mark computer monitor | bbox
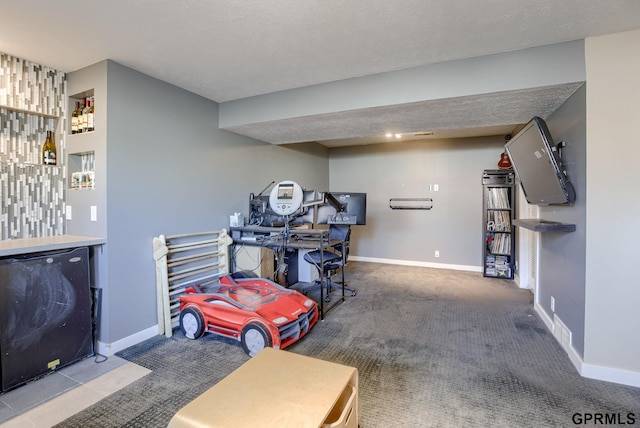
[317,192,367,225]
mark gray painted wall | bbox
[329,137,505,267]
[536,85,587,357]
[584,29,640,376]
[70,61,330,344]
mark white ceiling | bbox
[2,1,639,146]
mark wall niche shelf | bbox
[513,219,576,233]
[68,151,95,190]
[68,89,95,135]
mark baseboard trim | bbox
[581,363,640,388]
[348,255,481,272]
[513,273,531,289]
[96,325,159,356]
[534,302,640,388]
[534,300,555,333]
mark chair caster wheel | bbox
[325,296,331,303]
[351,290,357,297]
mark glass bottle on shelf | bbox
[71,101,80,134]
[86,96,94,132]
[42,131,57,165]
[80,97,88,133]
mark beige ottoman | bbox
[168,347,358,428]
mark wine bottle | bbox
[86,96,94,132]
[42,131,57,165]
[71,101,80,134]
[80,97,88,133]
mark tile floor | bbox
[0,355,151,427]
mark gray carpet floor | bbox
[56,262,639,427]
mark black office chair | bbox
[302,224,356,301]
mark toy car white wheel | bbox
[241,322,272,357]
[180,307,205,339]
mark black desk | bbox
[229,226,347,319]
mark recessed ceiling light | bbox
[395,133,402,139]
[385,133,393,138]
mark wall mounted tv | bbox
[505,116,575,205]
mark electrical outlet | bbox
[66,206,72,220]
[91,206,97,222]
[550,296,555,312]
[433,184,439,192]
[435,250,440,258]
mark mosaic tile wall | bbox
[0,54,66,116]
[0,162,66,238]
[0,53,67,240]
[0,109,60,164]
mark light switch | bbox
[66,206,72,220]
[91,206,97,222]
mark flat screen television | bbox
[505,116,575,205]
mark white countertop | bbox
[0,235,106,257]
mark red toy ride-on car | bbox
[179,275,318,356]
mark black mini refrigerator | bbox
[0,246,94,392]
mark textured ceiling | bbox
[226,83,585,146]
[1,1,639,146]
